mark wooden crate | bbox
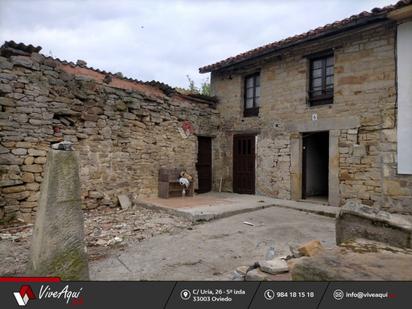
[158,168,194,198]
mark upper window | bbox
[244,73,260,117]
[309,54,334,106]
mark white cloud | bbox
[0,0,396,88]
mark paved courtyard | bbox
[90,206,336,280]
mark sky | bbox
[0,0,396,89]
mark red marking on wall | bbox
[58,64,166,100]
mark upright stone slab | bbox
[29,147,89,280]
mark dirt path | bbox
[90,207,336,280]
[0,207,192,276]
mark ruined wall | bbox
[211,22,412,214]
[0,45,219,222]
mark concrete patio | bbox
[90,206,336,280]
[136,192,339,222]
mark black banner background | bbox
[1,281,411,308]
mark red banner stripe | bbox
[0,277,61,282]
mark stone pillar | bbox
[290,132,302,200]
[29,146,89,280]
[328,130,340,207]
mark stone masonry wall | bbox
[211,22,412,214]
[0,44,219,223]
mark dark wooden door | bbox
[196,136,212,193]
[233,134,255,194]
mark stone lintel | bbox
[285,116,360,132]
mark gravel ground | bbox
[0,206,192,276]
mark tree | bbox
[200,78,211,96]
[186,75,197,93]
[185,75,211,96]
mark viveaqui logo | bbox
[13,285,36,306]
[38,284,83,304]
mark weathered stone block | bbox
[27,191,40,202]
[0,145,9,154]
[34,157,47,164]
[20,201,37,209]
[26,182,40,191]
[11,55,33,68]
[258,259,289,274]
[0,58,13,70]
[0,153,24,165]
[2,185,26,193]
[235,265,250,276]
[28,148,47,157]
[16,142,33,148]
[0,179,23,187]
[118,194,131,210]
[384,180,409,196]
[17,212,34,223]
[297,240,324,257]
[22,164,43,173]
[24,156,34,165]
[0,83,12,93]
[11,148,28,155]
[4,190,30,200]
[29,149,89,280]
[123,112,136,120]
[0,97,14,106]
[291,240,412,281]
[336,200,412,248]
[115,101,127,111]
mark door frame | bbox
[290,130,339,206]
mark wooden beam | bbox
[388,5,412,21]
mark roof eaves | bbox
[201,14,386,73]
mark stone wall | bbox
[0,43,219,223]
[211,21,412,214]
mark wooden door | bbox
[196,136,212,193]
[233,135,255,194]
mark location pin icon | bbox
[181,289,191,300]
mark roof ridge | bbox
[199,0,411,73]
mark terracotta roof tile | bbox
[199,0,411,73]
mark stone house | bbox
[200,1,412,213]
[1,1,412,223]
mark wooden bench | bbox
[158,168,194,198]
